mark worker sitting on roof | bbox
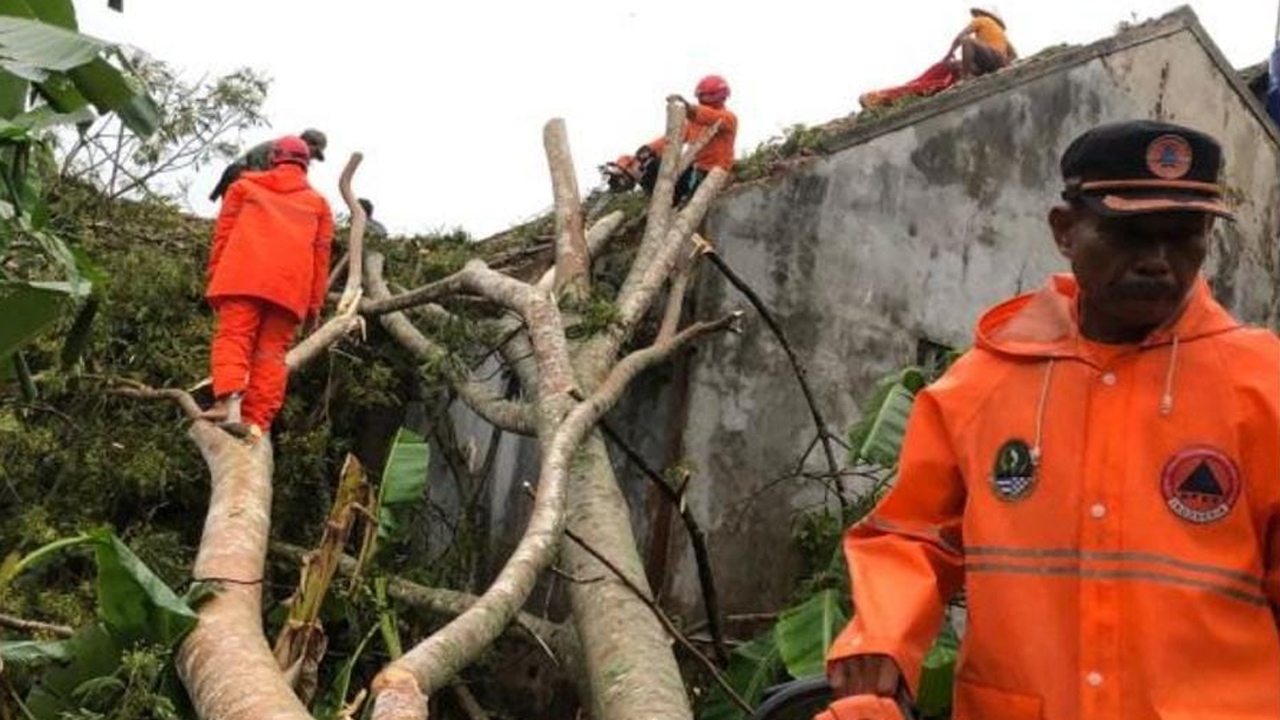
[945,7,1016,80]
[604,75,737,205]
[209,128,327,202]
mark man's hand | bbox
[827,654,902,698]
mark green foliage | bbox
[847,367,926,469]
[0,0,161,379]
[773,589,849,680]
[62,53,270,200]
[733,124,827,183]
[1,530,197,720]
[563,290,621,339]
[699,353,965,720]
[917,623,960,718]
[87,528,197,648]
[377,427,431,542]
[0,5,159,136]
[0,279,90,363]
[699,632,785,720]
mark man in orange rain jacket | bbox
[614,75,738,205]
[201,135,334,440]
[823,120,1279,720]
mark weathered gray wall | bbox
[662,21,1280,618]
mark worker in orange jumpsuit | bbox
[820,121,1280,720]
[610,75,738,205]
[201,135,334,440]
[945,7,1016,79]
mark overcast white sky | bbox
[77,1,1277,238]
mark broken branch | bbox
[544,118,590,300]
[336,153,367,318]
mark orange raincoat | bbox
[828,274,1280,720]
[207,163,334,322]
[205,163,333,429]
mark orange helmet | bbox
[270,136,311,169]
[695,75,730,104]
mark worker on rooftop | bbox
[606,75,738,205]
[946,7,1017,79]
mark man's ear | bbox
[1048,205,1077,260]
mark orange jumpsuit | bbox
[206,163,333,429]
[828,274,1280,720]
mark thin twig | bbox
[0,612,74,638]
[699,240,848,506]
[549,566,605,585]
[555,517,753,716]
[597,420,729,665]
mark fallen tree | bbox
[126,100,739,720]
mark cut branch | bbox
[604,315,741,399]
[360,274,470,317]
[535,210,626,293]
[677,120,722,175]
[614,169,728,338]
[335,153,367,318]
[544,118,589,300]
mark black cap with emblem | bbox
[1059,120,1234,220]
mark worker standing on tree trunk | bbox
[607,75,738,204]
[945,7,1016,79]
[208,128,327,202]
[200,136,334,441]
[820,121,1280,720]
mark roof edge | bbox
[817,6,1279,155]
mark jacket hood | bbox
[239,164,313,193]
[975,273,1240,360]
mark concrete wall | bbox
[662,18,1280,617]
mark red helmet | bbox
[270,135,311,168]
[695,75,730,104]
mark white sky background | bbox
[77,1,1277,238]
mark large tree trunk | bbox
[562,433,692,720]
[175,424,314,720]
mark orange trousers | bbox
[210,296,297,429]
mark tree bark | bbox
[562,434,693,720]
[544,118,589,301]
[175,424,315,720]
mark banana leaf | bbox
[773,588,849,680]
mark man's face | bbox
[1050,205,1212,333]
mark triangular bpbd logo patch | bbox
[1162,447,1240,524]
[1177,461,1224,497]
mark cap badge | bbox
[1146,134,1193,179]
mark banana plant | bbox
[0,0,157,387]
